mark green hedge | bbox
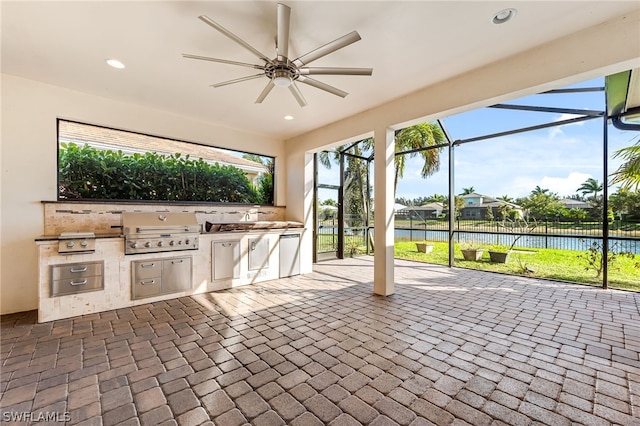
[58,143,263,203]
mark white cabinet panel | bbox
[213,240,241,280]
[248,238,269,271]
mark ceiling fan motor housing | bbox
[266,61,299,86]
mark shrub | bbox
[59,143,259,203]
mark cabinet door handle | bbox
[171,259,184,264]
[140,263,155,268]
[222,243,232,247]
[70,279,88,286]
[140,279,156,285]
[70,267,88,273]
[250,242,255,251]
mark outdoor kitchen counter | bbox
[36,227,304,323]
[35,233,122,241]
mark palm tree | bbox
[497,195,513,202]
[321,123,445,199]
[461,187,475,195]
[611,139,640,191]
[427,194,447,203]
[394,123,446,194]
[577,178,603,201]
[317,142,372,229]
[531,186,549,195]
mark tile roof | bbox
[58,120,266,172]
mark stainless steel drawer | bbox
[51,275,104,297]
[51,262,103,281]
[134,260,161,279]
[133,277,162,299]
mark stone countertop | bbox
[204,220,304,233]
[35,234,122,242]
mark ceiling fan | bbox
[182,3,373,107]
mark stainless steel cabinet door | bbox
[162,257,192,293]
[213,241,240,280]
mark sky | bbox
[317,76,639,203]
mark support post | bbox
[602,102,609,289]
[338,152,345,259]
[448,142,456,267]
[374,127,395,296]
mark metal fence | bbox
[318,218,640,254]
[395,228,640,254]
[395,217,640,237]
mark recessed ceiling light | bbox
[284,115,294,120]
[106,59,125,69]
[492,8,517,25]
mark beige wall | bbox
[0,75,285,315]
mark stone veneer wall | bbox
[43,201,286,235]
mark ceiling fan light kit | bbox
[183,3,372,107]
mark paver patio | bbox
[1,257,639,425]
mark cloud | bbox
[549,113,588,139]
[553,113,587,124]
[538,172,593,196]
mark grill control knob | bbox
[66,241,75,248]
[131,242,139,249]
[80,240,89,247]
[158,241,164,247]
[169,241,175,246]
[178,240,182,245]
[144,242,152,248]
[185,239,190,246]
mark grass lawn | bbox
[394,241,640,292]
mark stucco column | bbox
[373,127,395,296]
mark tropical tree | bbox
[531,186,549,195]
[610,138,640,191]
[394,123,446,194]
[318,142,372,229]
[609,188,640,220]
[443,196,465,218]
[577,178,603,202]
[242,153,274,204]
[521,190,564,219]
[426,194,447,203]
[567,208,588,223]
[461,187,475,195]
[497,195,513,202]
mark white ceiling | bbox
[2,1,638,140]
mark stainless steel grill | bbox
[122,212,200,255]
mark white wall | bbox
[0,74,285,315]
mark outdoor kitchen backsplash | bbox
[43,202,285,236]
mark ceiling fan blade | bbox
[276,3,291,60]
[289,83,308,107]
[211,74,264,88]
[293,31,361,67]
[182,54,265,70]
[297,76,348,98]
[198,15,273,64]
[255,81,275,103]
[299,67,373,76]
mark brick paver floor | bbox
[1,257,639,425]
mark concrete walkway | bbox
[1,257,639,425]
